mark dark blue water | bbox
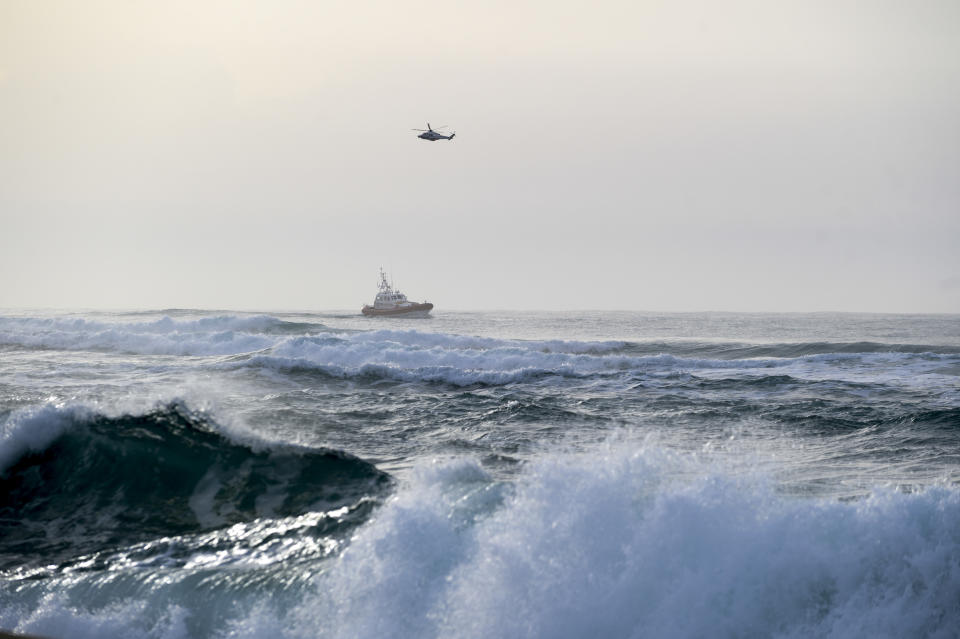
[1,310,958,638]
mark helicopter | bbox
[412,123,456,141]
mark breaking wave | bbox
[267,449,960,639]
[13,448,954,639]
[0,315,327,356]
[2,314,957,385]
[231,334,958,388]
[0,401,391,569]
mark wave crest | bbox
[297,449,960,639]
[0,401,391,569]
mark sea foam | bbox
[267,447,960,639]
[4,439,959,639]
[0,401,93,473]
[3,315,954,389]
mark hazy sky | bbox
[2,0,958,312]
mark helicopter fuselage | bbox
[418,130,455,141]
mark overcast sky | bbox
[1,1,958,312]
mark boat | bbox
[361,269,434,317]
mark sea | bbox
[1,309,958,639]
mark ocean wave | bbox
[0,593,191,639]
[352,329,629,355]
[625,340,960,359]
[3,446,959,638]
[0,314,320,335]
[0,315,326,356]
[281,449,960,639]
[227,334,957,388]
[3,314,957,388]
[0,401,391,569]
[3,311,956,357]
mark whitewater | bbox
[1,310,958,639]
